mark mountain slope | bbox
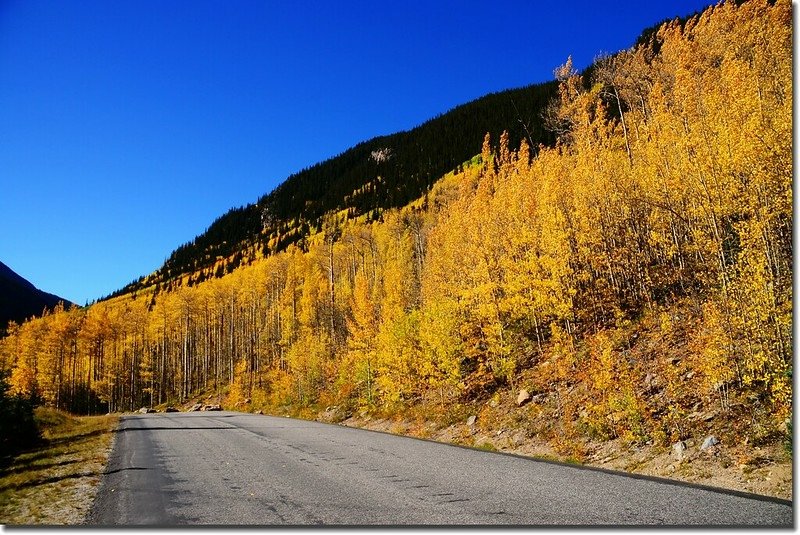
[0,261,72,332]
[108,6,714,302]
[114,81,559,298]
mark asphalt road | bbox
[86,411,792,526]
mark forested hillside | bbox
[113,82,558,298]
[1,0,791,455]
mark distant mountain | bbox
[0,261,72,332]
[113,80,561,298]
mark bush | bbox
[0,371,41,463]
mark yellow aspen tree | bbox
[9,318,45,398]
[417,298,462,405]
[345,271,378,406]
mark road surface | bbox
[86,411,792,526]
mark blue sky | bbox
[0,0,713,305]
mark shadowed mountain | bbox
[0,260,72,333]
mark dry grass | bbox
[0,408,118,525]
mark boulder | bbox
[254,410,264,415]
[516,389,532,407]
[139,407,156,414]
[319,406,345,423]
[700,436,719,450]
[779,418,789,433]
[188,403,203,412]
[466,415,477,426]
[672,440,688,460]
[164,406,179,413]
[206,404,222,411]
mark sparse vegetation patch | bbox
[0,408,118,525]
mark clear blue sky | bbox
[0,0,713,305]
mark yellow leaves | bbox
[724,216,792,414]
[347,273,377,350]
[579,330,650,444]
[374,310,419,407]
[480,133,494,179]
[658,312,673,336]
[417,299,462,400]
[226,359,249,407]
[690,302,735,393]
[546,323,576,382]
[9,359,38,398]
[286,329,329,402]
[345,272,378,406]
[554,55,577,83]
